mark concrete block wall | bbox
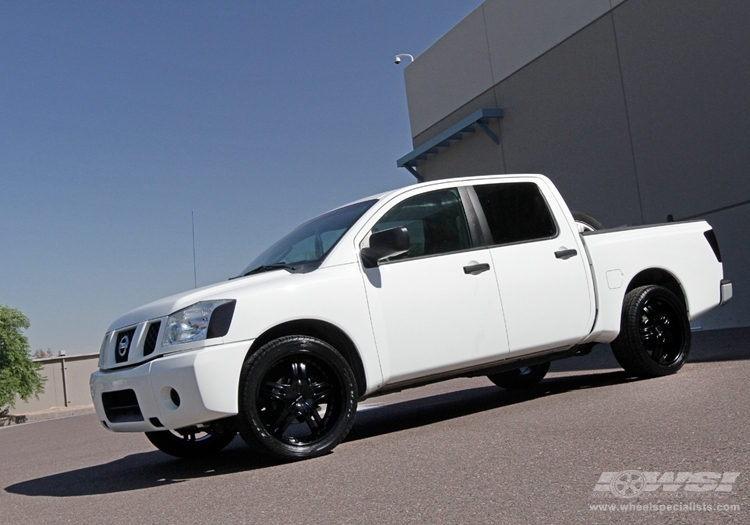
[11,354,99,413]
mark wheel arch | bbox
[246,319,368,398]
[625,268,687,311]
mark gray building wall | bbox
[402,0,750,329]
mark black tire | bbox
[145,427,236,458]
[572,211,604,233]
[488,361,550,389]
[237,336,357,461]
[611,285,691,378]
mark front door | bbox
[360,187,509,384]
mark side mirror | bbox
[361,226,410,268]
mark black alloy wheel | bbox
[238,336,357,461]
[611,285,691,377]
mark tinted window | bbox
[372,188,471,262]
[474,182,556,245]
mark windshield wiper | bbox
[241,263,295,277]
[230,260,321,280]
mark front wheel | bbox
[611,285,691,377]
[488,362,550,389]
[145,427,236,458]
[238,336,357,461]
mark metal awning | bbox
[397,108,504,181]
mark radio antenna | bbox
[192,211,197,288]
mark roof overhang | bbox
[397,108,504,181]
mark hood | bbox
[106,271,288,332]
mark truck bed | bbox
[580,220,725,343]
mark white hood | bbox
[106,271,288,332]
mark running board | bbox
[363,345,583,400]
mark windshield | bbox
[239,199,377,277]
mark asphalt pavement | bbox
[2,328,748,524]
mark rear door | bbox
[469,179,594,355]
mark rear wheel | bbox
[238,336,357,461]
[145,427,236,458]
[611,285,691,377]
[488,362,550,389]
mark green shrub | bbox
[0,305,45,410]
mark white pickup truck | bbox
[90,174,732,460]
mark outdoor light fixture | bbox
[394,53,414,65]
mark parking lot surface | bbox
[2,328,749,524]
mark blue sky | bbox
[0,1,482,355]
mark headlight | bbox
[163,300,236,347]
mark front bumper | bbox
[90,340,250,433]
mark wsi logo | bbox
[594,471,740,498]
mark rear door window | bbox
[473,182,557,245]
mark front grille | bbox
[143,322,161,356]
[101,389,143,423]
[114,328,136,363]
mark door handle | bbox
[555,248,578,260]
[463,263,491,274]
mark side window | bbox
[474,182,557,245]
[372,188,471,262]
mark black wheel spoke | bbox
[640,304,656,344]
[296,361,310,387]
[261,381,297,402]
[272,403,300,434]
[311,381,332,403]
[640,326,654,344]
[299,402,323,436]
[651,340,665,363]
[290,361,301,384]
